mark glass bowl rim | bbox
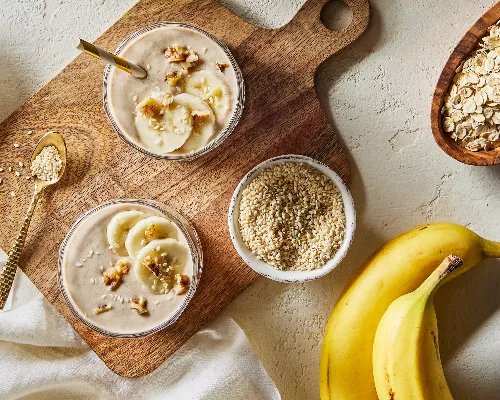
[102,21,245,161]
[58,198,203,338]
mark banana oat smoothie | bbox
[59,201,196,336]
[106,24,241,156]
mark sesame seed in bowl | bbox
[228,155,356,283]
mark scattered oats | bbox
[8,167,12,172]
[160,253,168,257]
[26,130,33,135]
[153,301,160,305]
[155,245,161,251]
[133,95,138,102]
[18,162,23,168]
[30,145,62,181]
[13,143,19,148]
[102,294,107,299]
[76,262,83,267]
[10,191,15,198]
[90,278,96,284]
[202,47,207,54]
[99,265,105,272]
[238,163,346,271]
[120,297,125,304]
[14,171,20,177]
[25,176,31,180]
[0,168,4,172]
[146,64,151,70]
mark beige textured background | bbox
[1,0,500,399]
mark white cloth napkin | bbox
[0,250,280,400]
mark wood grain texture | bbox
[0,0,369,376]
[431,1,500,166]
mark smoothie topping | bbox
[102,259,130,291]
[173,274,190,295]
[131,297,148,314]
[216,62,229,73]
[94,304,113,315]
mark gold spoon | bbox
[0,131,66,309]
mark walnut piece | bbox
[102,259,130,291]
[165,45,199,70]
[94,304,113,315]
[192,110,211,123]
[144,223,160,241]
[216,62,229,73]
[139,98,162,118]
[142,255,163,278]
[173,274,190,295]
[165,45,189,62]
[131,297,148,314]
[165,71,184,86]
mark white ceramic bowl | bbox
[228,155,356,283]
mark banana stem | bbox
[483,239,500,258]
[417,255,464,298]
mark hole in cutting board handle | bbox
[320,0,353,31]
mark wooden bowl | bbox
[431,2,500,166]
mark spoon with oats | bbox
[0,131,66,309]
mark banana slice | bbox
[172,93,216,153]
[134,239,190,294]
[135,94,193,153]
[184,70,231,123]
[107,211,147,256]
[125,216,179,259]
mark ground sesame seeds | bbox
[238,163,346,271]
[30,145,62,181]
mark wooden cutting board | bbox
[0,0,369,376]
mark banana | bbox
[134,238,189,294]
[183,70,231,122]
[173,93,216,153]
[135,94,193,153]
[373,255,463,400]
[106,210,147,256]
[125,216,179,259]
[320,222,500,400]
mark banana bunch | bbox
[106,211,189,293]
[320,222,500,400]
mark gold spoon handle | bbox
[0,193,39,310]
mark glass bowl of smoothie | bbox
[103,22,245,160]
[58,199,203,338]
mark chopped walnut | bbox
[165,45,199,70]
[102,259,130,291]
[165,71,184,86]
[131,297,148,314]
[94,304,113,315]
[165,45,189,62]
[173,274,190,295]
[160,93,174,108]
[192,109,211,123]
[144,224,160,241]
[216,62,229,73]
[139,98,162,118]
[142,255,163,278]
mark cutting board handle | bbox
[286,0,370,66]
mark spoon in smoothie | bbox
[0,131,66,309]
